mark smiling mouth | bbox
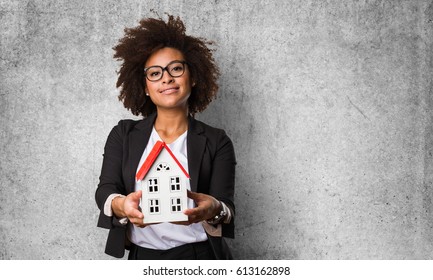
[160,87,179,94]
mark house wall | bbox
[140,149,189,223]
[1,0,432,259]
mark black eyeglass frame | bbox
[144,60,188,82]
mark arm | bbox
[95,120,155,229]
[206,129,236,216]
[111,191,148,227]
[95,121,146,229]
[183,191,224,223]
[184,129,236,234]
[95,123,126,229]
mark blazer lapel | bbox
[127,114,205,193]
[126,113,156,193]
[187,117,206,193]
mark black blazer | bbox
[95,113,236,258]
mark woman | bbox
[95,15,236,260]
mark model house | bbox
[135,140,190,224]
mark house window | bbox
[147,178,159,193]
[149,199,160,214]
[170,176,181,191]
[171,198,182,212]
[156,162,170,171]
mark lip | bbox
[159,86,180,95]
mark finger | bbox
[137,221,160,227]
[183,206,203,216]
[187,190,200,200]
[183,208,193,215]
[186,210,205,223]
[171,221,190,226]
[129,217,143,225]
[189,214,205,224]
[188,215,198,224]
[130,190,142,203]
[126,208,144,219]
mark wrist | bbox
[214,200,222,216]
[112,196,126,218]
[207,200,226,225]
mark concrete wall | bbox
[1,0,432,259]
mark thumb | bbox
[132,190,142,201]
[187,190,199,200]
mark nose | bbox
[161,69,174,83]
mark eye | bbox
[147,68,162,77]
[170,64,184,73]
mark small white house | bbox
[135,140,189,224]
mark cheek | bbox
[185,82,192,93]
[183,77,193,92]
[145,82,156,94]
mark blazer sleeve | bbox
[207,129,236,238]
[95,121,128,229]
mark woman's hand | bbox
[183,191,222,224]
[112,190,148,228]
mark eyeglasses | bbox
[144,60,187,82]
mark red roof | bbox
[135,140,190,181]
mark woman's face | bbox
[144,47,193,113]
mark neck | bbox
[154,108,189,143]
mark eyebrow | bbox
[144,60,185,69]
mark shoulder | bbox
[105,117,151,146]
[190,118,229,141]
[111,114,154,136]
[114,119,141,133]
[106,119,138,139]
[190,118,235,156]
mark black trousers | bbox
[128,241,216,260]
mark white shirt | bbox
[127,127,208,250]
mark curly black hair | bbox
[113,15,220,117]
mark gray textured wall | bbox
[1,0,432,259]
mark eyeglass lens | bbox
[145,61,185,81]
